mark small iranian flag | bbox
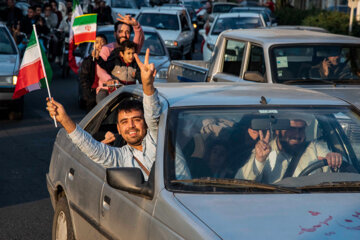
[73,14,97,45]
[12,29,52,99]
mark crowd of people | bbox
[0,0,116,63]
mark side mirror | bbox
[244,71,266,83]
[106,167,154,198]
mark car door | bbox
[62,107,110,239]
[179,12,193,54]
[99,177,155,239]
[241,43,267,83]
[212,39,247,82]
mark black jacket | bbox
[97,48,141,85]
[79,55,96,98]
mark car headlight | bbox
[165,40,178,47]
[12,75,18,85]
[155,68,168,80]
[207,43,214,51]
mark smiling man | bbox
[46,50,159,180]
[235,118,342,183]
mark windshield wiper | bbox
[171,178,300,193]
[298,181,360,191]
[281,78,334,85]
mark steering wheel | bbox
[298,159,328,177]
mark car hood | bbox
[137,55,169,70]
[174,193,360,239]
[301,85,360,109]
[0,55,18,76]
[156,30,180,41]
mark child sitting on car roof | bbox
[96,40,141,92]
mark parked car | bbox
[229,6,277,26]
[202,12,266,61]
[0,23,22,120]
[168,29,360,109]
[137,6,195,59]
[47,82,360,240]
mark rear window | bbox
[138,13,179,31]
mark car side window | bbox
[222,39,245,76]
[84,93,140,146]
[246,45,265,75]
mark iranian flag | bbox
[73,14,97,45]
[12,29,53,99]
[68,0,83,74]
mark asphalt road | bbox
[0,64,86,239]
[0,37,203,239]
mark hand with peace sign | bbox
[134,48,157,96]
[254,130,271,163]
[116,14,138,26]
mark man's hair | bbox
[119,40,137,53]
[117,98,144,116]
[114,21,133,34]
[96,33,108,44]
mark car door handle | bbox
[103,195,111,211]
[68,168,75,181]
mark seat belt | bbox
[283,141,310,178]
[133,156,150,177]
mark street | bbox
[0,65,86,239]
[0,38,203,239]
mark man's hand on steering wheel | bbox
[318,152,342,169]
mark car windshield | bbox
[271,45,360,84]
[138,13,179,30]
[165,106,360,193]
[0,28,17,54]
[110,0,147,8]
[213,4,236,13]
[211,17,262,35]
[139,32,166,56]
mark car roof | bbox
[139,6,185,14]
[221,29,360,46]
[231,6,268,11]
[216,12,262,18]
[126,83,348,108]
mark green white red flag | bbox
[73,14,97,45]
[68,0,83,74]
[12,29,53,99]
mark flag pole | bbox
[32,24,58,127]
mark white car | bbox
[137,6,195,59]
[202,12,266,61]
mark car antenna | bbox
[260,96,267,105]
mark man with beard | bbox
[46,49,159,181]
[235,118,342,183]
[96,14,144,103]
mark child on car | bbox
[96,40,141,91]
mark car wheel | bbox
[52,196,75,240]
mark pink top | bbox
[96,22,144,93]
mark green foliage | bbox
[275,7,321,25]
[302,11,350,35]
[276,7,360,37]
